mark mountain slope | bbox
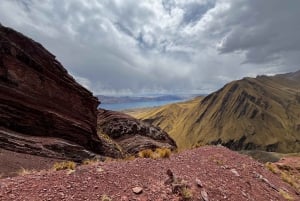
[135,71,300,153]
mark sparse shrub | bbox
[281,172,299,190]
[155,148,171,158]
[181,187,193,200]
[266,162,299,192]
[101,194,112,201]
[138,149,154,158]
[165,169,193,200]
[138,148,172,159]
[17,168,35,176]
[53,161,76,171]
[265,162,279,174]
[279,189,294,201]
[281,172,293,184]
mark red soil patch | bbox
[0,149,63,178]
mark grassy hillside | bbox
[133,97,202,149]
[133,71,300,153]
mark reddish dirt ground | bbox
[0,149,63,178]
[0,146,299,201]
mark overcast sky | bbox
[0,0,299,95]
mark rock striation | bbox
[97,109,177,154]
[0,24,103,159]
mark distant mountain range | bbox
[97,94,201,104]
[134,70,300,153]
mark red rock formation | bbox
[0,25,177,176]
[97,109,177,154]
[0,24,102,156]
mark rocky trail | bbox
[0,146,299,201]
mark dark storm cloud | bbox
[0,0,299,95]
[217,0,300,65]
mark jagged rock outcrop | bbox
[0,24,177,168]
[135,71,300,153]
[0,24,104,160]
[97,109,177,154]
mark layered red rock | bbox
[0,24,103,156]
[97,109,177,154]
[0,24,177,177]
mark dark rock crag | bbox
[0,24,103,160]
[97,109,177,154]
[0,24,177,167]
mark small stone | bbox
[132,187,143,194]
[230,169,240,177]
[201,190,209,201]
[196,178,203,188]
[97,167,104,172]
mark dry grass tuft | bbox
[101,194,112,201]
[279,189,294,200]
[281,172,300,191]
[82,158,99,165]
[138,149,154,158]
[265,162,280,174]
[181,187,193,200]
[53,161,76,171]
[266,162,300,192]
[17,168,35,176]
[155,148,172,158]
[138,148,172,159]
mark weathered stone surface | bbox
[0,24,102,157]
[97,109,177,154]
[132,187,143,194]
[0,128,99,162]
[0,24,176,176]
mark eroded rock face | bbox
[97,109,177,154]
[0,24,176,170]
[0,24,103,157]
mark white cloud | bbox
[0,0,299,95]
[72,75,92,90]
